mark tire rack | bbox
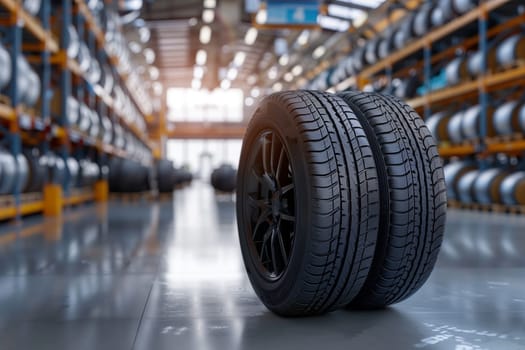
[302,0,525,211]
[0,0,155,221]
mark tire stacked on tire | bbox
[236,90,447,316]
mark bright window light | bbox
[233,52,246,66]
[291,65,303,76]
[284,72,293,82]
[279,54,289,66]
[203,0,216,8]
[251,87,260,98]
[244,27,258,45]
[318,15,350,32]
[312,45,326,59]
[202,9,215,23]
[196,49,207,65]
[199,25,212,44]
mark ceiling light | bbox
[199,25,212,44]
[194,66,204,79]
[196,50,207,65]
[272,82,283,92]
[143,48,155,64]
[353,13,368,28]
[191,79,201,89]
[251,87,260,98]
[128,41,142,53]
[337,0,384,8]
[227,67,238,80]
[327,4,367,20]
[296,30,310,46]
[318,15,350,32]
[245,97,254,107]
[268,66,278,80]
[284,72,293,82]
[188,17,198,26]
[255,9,267,24]
[203,0,216,8]
[202,9,214,23]
[244,27,258,45]
[152,82,163,96]
[221,79,231,89]
[279,54,289,66]
[312,46,326,59]
[233,52,246,66]
[291,65,303,76]
[247,74,257,85]
[149,66,160,80]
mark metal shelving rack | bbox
[0,0,156,221]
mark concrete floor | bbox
[0,183,524,350]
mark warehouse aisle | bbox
[0,184,524,350]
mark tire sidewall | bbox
[237,98,313,311]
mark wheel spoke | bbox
[270,133,276,175]
[248,193,270,210]
[280,213,295,222]
[276,227,289,265]
[270,228,279,274]
[252,208,272,240]
[281,183,294,195]
[261,136,270,174]
[275,148,285,180]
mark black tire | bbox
[337,91,447,308]
[236,90,380,316]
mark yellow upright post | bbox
[43,184,63,216]
[94,180,109,202]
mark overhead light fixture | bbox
[128,41,142,54]
[296,30,310,46]
[318,15,350,32]
[337,0,384,8]
[227,67,238,80]
[267,66,278,80]
[327,4,367,20]
[191,78,201,89]
[312,46,326,59]
[245,97,254,107]
[202,9,214,23]
[194,66,204,79]
[353,13,368,28]
[247,74,257,85]
[272,82,283,92]
[149,66,160,80]
[284,72,294,82]
[251,87,260,98]
[255,8,267,24]
[279,54,289,66]
[291,65,303,76]
[196,49,207,65]
[220,79,231,89]
[244,27,258,45]
[199,25,212,44]
[188,17,198,26]
[203,0,216,8]
[143,48,156,64]
[233,52,246,66]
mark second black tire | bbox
[337,91,447,308]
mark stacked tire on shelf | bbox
[236,90,446,316]
[444,161,525,207]
[211,164,237,193]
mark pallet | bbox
[447,200,525,214]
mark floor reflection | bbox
[0,183,524,350]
